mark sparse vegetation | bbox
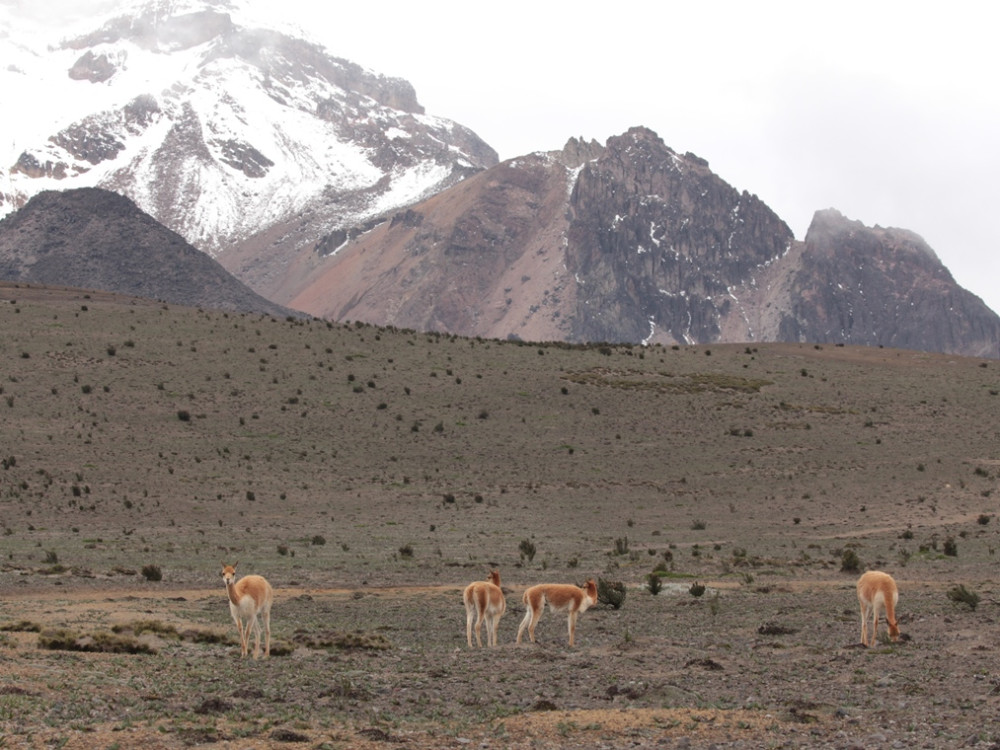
[0,286,997,747]
[840,549,861,573]
[947,584,980,610]
[519,538,537,563]
[646,570,662,595]
[597,578,627,609]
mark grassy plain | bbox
[1,282,999,748]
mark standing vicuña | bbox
[221,562,273,659]
[463,569,506,647]
[857,570,900,646]
[516,578,598,647]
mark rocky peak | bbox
[805,208,941,265]
[564,127,793,343]
[285,125,998,357]
[554,136,604,169]
[767,209,999,356]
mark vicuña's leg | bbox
[567,611,578,647]
[527,605,542,643]
[250,616,262,659]
[466,603,476,647]
[474,609,486,648]
[517,606,534,644]
[487,614,498,647]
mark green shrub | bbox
[519,538,536,563]
[947,584,980,610]
[39,628,156,654]
[140,564,162,582]
[840,549,861,573]
[647,571,662,596]
[597,578,626,609]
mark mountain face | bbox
[288,127,1000,357]
[289,128,794,343]
[0,0,497,290]
[0,187,296,316]
[2,6,996,357]
[764,209,1000,357]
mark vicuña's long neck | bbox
[226,580,242,607]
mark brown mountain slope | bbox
[288,149,583,340]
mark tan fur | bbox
[463,569,506,647]
[222,562,274,659]
[516,578,598,647]
[857,570,900,646]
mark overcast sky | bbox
[9,0,999,315]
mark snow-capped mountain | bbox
[0,0,497,272]
[3,2,997,357]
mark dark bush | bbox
[840,549,861,573]
[519,538,536,563]
[597,578,627,609]
[647,571,662,596]
[947,584,980,610]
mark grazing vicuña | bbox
[857,570,900,646]
[463,569,506,647]
[516,578,598,647]
[221,562,273,659]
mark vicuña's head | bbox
[487,569,501,586]
[888,619,900,642]
[585,578,597,598]
[222,562,239,584]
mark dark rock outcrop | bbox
[0,188,298,317]
[565,127,793,343]
[773,209,1000,357]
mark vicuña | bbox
[221,562,274,659]
[856,570,900,646]
[517,578,598,647]
[463,569,506,647]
